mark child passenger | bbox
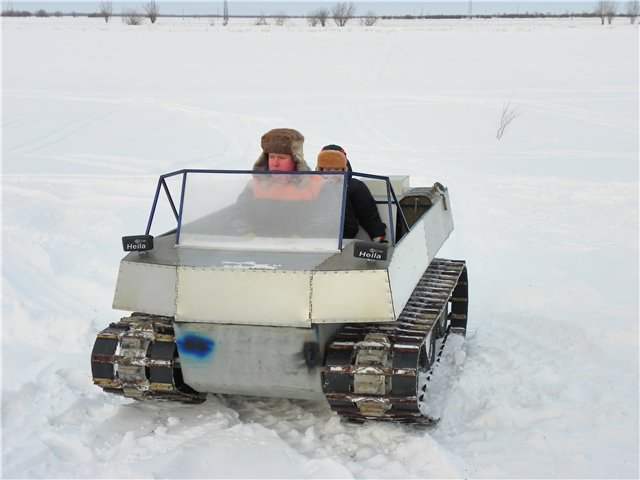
[316,145,387,242]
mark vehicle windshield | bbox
[177,172,347,252]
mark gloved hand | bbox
[372,235,387,244]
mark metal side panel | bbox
[176,268,312,327]
[112,261,177,316]
[311,270,394,323]
[174,322,335,400]
[387,217,430,317]
[388,192,454,316]
[423,191,455,257]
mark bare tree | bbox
[122,9,143,25]
[595,0,606,23]
[332,2,355,27]
[606,1,617,22]
[496,102,520,140]
[274,12,287,26]
[143,0,159,23]
[222,0,228,26]
[595,0,617,24]
[255,13,268,25]
[34,8,48,17]
[360,11,378,26]
[317,8,329,26]
[307,8,329,26]
[98,0,112,22]
[627,0,639,22]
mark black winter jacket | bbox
[343,176,386,239]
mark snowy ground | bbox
[2,16,638,478]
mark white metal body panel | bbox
[423,191,455,256]
[387,219,430,317]
[174,322,339,400]
[112,261,176,316]
[176,268,312,327]
[311,270,394,323]
[388,191,454,316]
[111,183,454,327]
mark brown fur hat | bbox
[253,128,310,171]
[316,150,347,171]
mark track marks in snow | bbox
[224,396,464,478]
[5,384,356,479]
[1,177,156,353]
[6,111,116,157]
[18,152,159,174]
[435,314,637,477]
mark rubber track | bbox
[91,313,205,403]
[321,258,468,424]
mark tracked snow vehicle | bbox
[91,170,468,424]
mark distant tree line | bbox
[307,2,360,27]
[2,0,638,25]
[96,0,159,25]
[592,0,639,24]
[1,0,160,24]
[1,7,61,16]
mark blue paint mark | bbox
[177,334,215,359]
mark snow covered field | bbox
[2,15,638,478]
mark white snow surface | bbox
[2,16,638,478]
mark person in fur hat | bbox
[225,128,327,237]
[253,128,311,172]
[193,128,322,238]
[317,145,387,242]
[247,128,323,200]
